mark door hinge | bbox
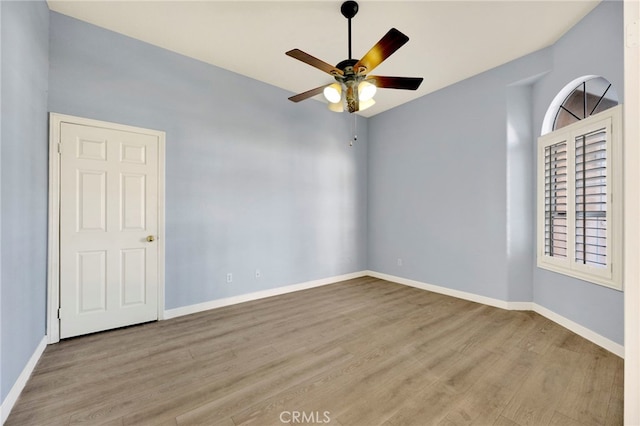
[57,143,62,154]
[57,308,62,319]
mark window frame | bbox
[537,104,623,290]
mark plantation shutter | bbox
[544,141,568,258]
[537,104,620,289]
[575,129,608,267]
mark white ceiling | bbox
[47,0,601,117]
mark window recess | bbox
[537,105,622,290]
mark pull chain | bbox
[350,113,357,146]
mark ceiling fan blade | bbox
[366,76,423,90]
[288,85,329,103]
[286,49,344,76]
[354,28,409,74]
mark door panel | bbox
[77,250,107,313]
[78,170,107,231]
[121,248,147,306]
[121,173,146,231]
[59,122,159,339]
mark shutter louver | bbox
[575,129,607,267]
[544,142,568,258]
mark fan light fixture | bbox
[358,81,376,101]
[285,1,423,114]
[323,83,342,103]
[323,80,377,112]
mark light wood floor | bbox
[7,277,623,426]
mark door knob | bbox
[146,235,155,242]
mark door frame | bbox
[624,1,640,422]
[47,113,166,344]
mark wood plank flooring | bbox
[6,277,623,425]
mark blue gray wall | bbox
[531,0,624,344]
[48,12,369,310]
[367,49,550,302]
[0,0,49,402]
[367,0,623,344]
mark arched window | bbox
[541,76,619,135]
[537,76,622,290]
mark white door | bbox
[59,122,160,338]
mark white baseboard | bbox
[367,271,623,358]
[532,303,624,358]
[164,271,368,320]
[366,270,532,311]
[1,336,47,424]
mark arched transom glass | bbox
[553,77,618,131]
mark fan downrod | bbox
[341,1,358,19]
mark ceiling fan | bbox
[286,1,423,113]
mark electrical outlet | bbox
[255,269,261,278]
[226,273,233,283]
[397,258,403,267]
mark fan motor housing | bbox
[336,59,358,74]
[335,59,365,87]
